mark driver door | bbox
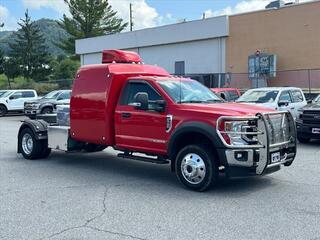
[7,91,23,110]
[115,81,168,155]
[278,90,294,115]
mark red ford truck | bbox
[17,50,297,191]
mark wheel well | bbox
[0,103,7,110]
[41,106,53,112]
[170,131,220,171]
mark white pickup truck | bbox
[0,89,38,116]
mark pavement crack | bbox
[39,226,84,240]
[85,185,108,225]
[86,226,148,240]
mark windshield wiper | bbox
[205,99,223,103]
[178,100,207,103]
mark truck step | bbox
[117,153,170,164]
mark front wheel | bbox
[175,145,218,192]
[0,105,7,117]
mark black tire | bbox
[297,136,310,143]
[83,143,106,152]
[175,144,218,192]
[19,128,44,160]
[41,107,53,114]
[0,105,7,117]
[38,140,51,158]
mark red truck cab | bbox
[17,50,297,191]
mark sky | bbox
[0,0,313,31]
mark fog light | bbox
[234,151,248,161]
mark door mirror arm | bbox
[278,100,289,107]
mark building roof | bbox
[75,15,228,55]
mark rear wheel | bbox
[83,143,106,152]
[297,136,310,143]
[0,105,7,117]
[175,144,218,192]
[19,128,50,159]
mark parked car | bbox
[236,87,307,119]
[24,90,71,119]
[210,88,241,101]
[0,89,38,117]
[17,50,297,192]
[296,94,320,143]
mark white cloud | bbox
[109,0,160,30]
[21,0,169,31]
[204,0,314,18]
[0,5,18,30]
[22,0,69,15]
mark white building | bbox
[75,16,228,76]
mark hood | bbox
[178,102,275,116]
[301,102,320,111]
[25,98,55,105]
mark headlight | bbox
[31,104,40,109]
[223,120,258,146]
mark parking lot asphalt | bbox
[0,115,320,240]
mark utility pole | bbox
[130,3,133,31]
[202,12,206,19]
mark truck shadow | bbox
[48,150,275,195]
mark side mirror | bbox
[278,100,289,107]
[130,92,149,110]
[9,96,14,100]
[307,99,312,104]
[151,99,166,112]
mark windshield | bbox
[314,95,320,103]
[0,91,7,97]
[43,91,61,99]
[157,79,222,103]
[237,90,279,103]
[1,91,13,98]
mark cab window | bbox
[58,92,71,100]
[279,91,292,102]
[291,90,304,103]
[22,91,35,98]
[120,81,162,105]
[10,91,23,99]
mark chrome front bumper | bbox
[217,111,297,175]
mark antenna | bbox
[129,3,133,31]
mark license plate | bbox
[312,128,320,134]
[271,152,281,164]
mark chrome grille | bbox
[265,113,291,146]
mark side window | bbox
[228,90,239,101]
[22,91,35,98]
[291,90,304,103]
[219,92,227,101]
[120,82,162,105]
[279,91,292,103]
[10,91,23,99]
[58,92,71,100]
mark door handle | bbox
[290,107,295,110]
[121,112,131,118]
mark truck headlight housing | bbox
[31,103,40,109]
[297,109,303,121]
[222,120,259,146]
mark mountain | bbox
[0,18,69,56]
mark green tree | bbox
[0,49,4,75]
[59,0,128,55]
[52,58,80,87]
[3,58,20,88]
[9,10,51,82]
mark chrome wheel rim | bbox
[22,133,33,155]
[181,153,206,184]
